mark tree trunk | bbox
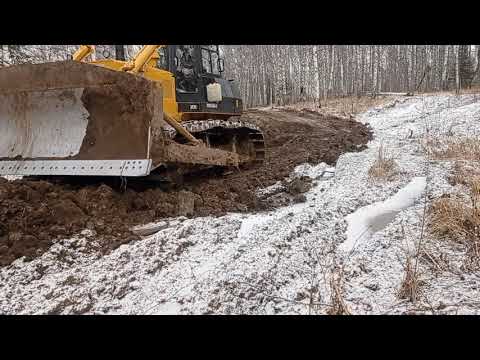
[442,45,450,90]
[455,45,460,94]
[313,46,320,105]
[339,47,345,96]
[328,45,335,97]
[473,45,480,86]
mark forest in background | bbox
[1,45,479,108]
[222,45,480,108]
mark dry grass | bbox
[397,206,426,303]
[279,95,392,117]
[449,161,480,186]
[259,89,480,117]
[420,86,480,97]
[368,144,398,181]
[318,95,391,116]
[424,137,480,160]
[429,176,480,269]
[397,256,423,302]
[326,268,351,315]
[429,196,477,239]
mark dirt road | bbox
[0,108,372,267]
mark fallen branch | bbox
[369,92,414,97]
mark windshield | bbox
[201,45,220,75]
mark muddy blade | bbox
[0,61,163,177]
[0,87,89,159]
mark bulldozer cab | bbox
[87,44,242,118]
[155,45,243,119]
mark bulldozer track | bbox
[164,118,265,165]
[164,118,262,137]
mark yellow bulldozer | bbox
[0,45,265,180]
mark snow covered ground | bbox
[2,93,480,315]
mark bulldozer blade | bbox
[0,61,163,177]
[0,87,90,159]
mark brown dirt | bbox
[0,108,372,266]
[76,81,153,160]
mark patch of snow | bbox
[293,162,335,181]
[2,175,22,181]
[154,301,183,315]
[340,177,426,253]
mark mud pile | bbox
[0,108,372,266]
[0,179,180,266]
[230,108,372,187]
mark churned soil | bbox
[0,108,372,266]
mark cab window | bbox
[202,48,212,73]
[201,45,220,75]
[157,47,168,70]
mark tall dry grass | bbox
[429,172,480,269]
[368,144,398,181]
[423,137,480,161]
[397,255,424,302]
[326,267,351,315]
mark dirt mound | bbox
[0,178,176,266]
[0,108,372,266]
[218,108,372,187]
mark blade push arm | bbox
[72,45,95,61]
[121,45,165,73]
[72,45,164,73]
